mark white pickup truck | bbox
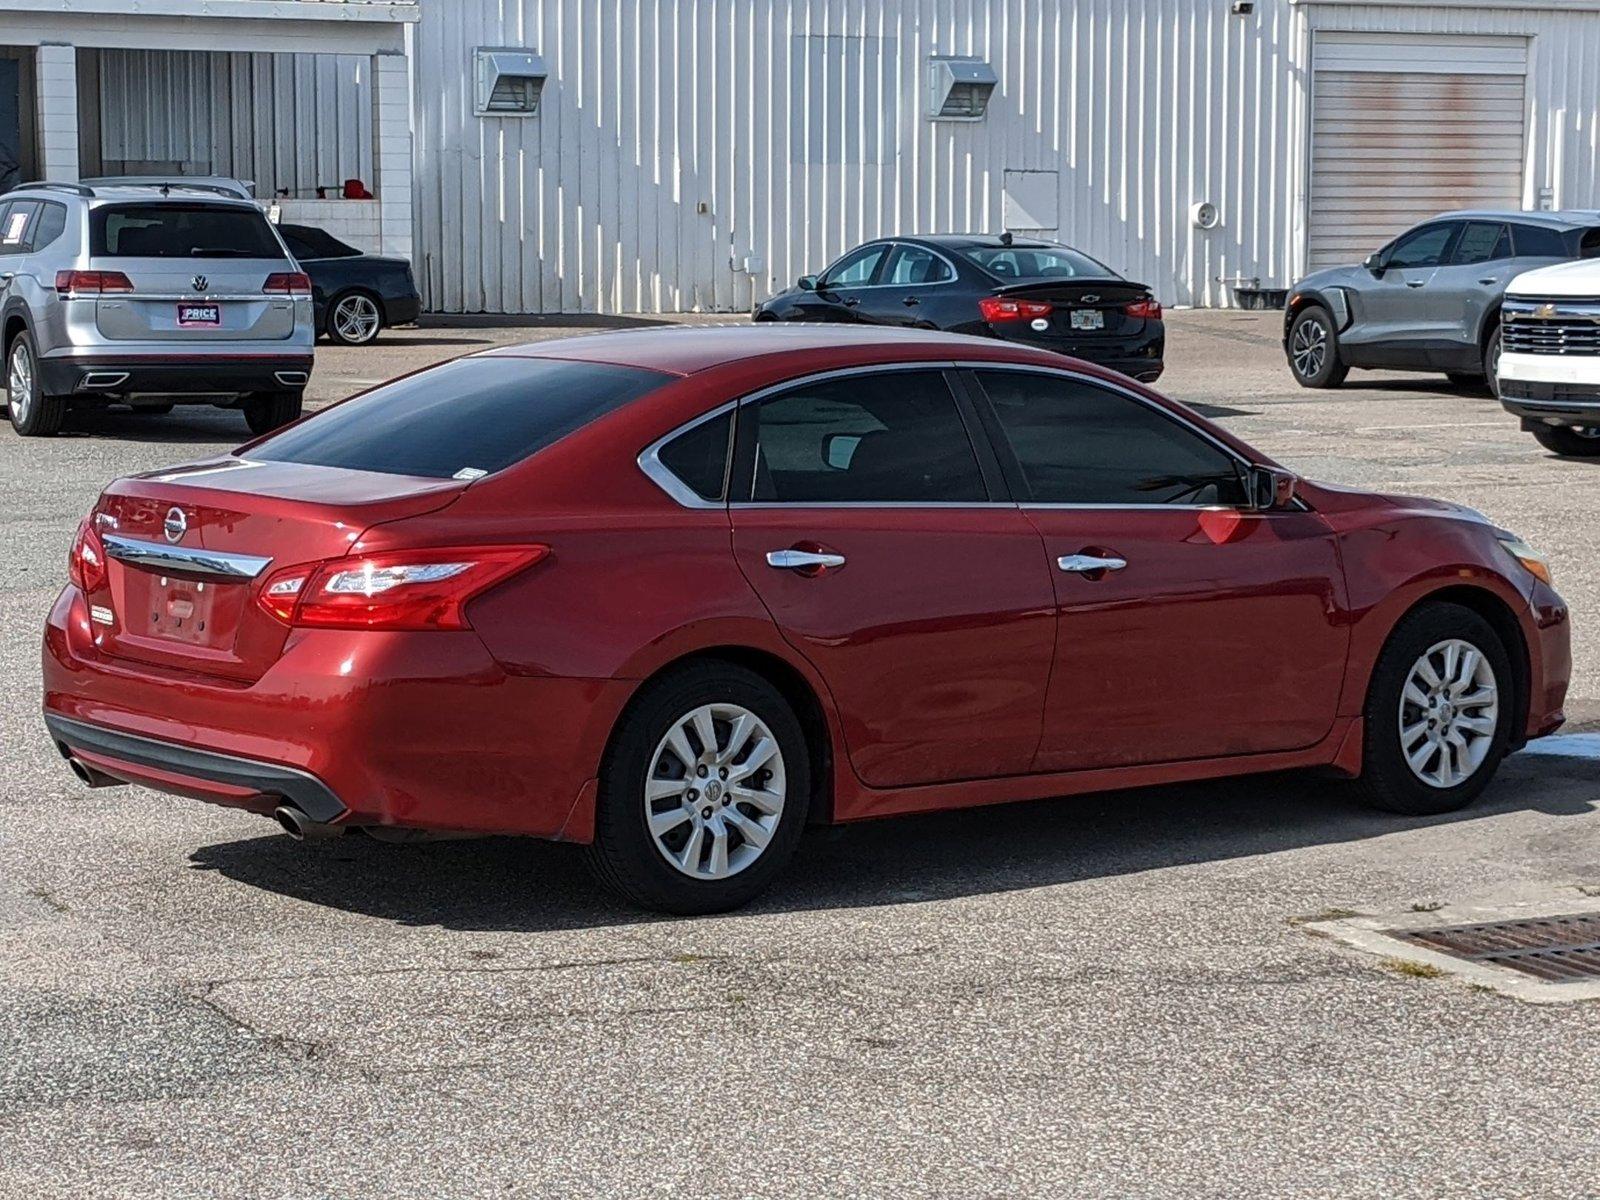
[1497,259,1600,456]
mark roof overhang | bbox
[0,0,416,55]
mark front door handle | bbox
[767,548,847,573]
[1405,280,1426,288]
[1057,553,1128,574]
[1478,277,1500,286]
[902,296,920,307]
[842,297,860,308]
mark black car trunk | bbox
[994,278,1153,339]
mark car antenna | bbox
[999,230,1013,246]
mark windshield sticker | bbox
[3,211,27,245]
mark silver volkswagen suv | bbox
[1,180,314,437]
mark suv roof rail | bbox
[12,181,95,197]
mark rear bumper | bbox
[384,292,422,327]
[41,585,632,840]
[39,354,315,398]
[987,325,1165,382]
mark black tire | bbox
[584,662,811,914]
[1356,602,1514,816]
[1445,372,1484,391]
[1286,306,1348,388]
[6,331,67,436]
[242,391,303,435]
[325,290,384,346]
[1530,424,1600,458]
[1483,325,1503,399]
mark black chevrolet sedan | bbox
[277,224,422,346]
[754,234,1164,381]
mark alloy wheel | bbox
[1397,638,1500,789]
[7,340,34,425]
[332,294,381,344]
[1291,319,1327,379]
[644,702,786,880]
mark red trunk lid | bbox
[85,458,465,683]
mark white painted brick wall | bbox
[35,43,78,181]
[275,199,383,253]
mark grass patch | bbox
[1381,957,1447,980]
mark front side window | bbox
[0,201,37,255]
[1452,222,1510,266]
[974,371,1249,506]
[92,204,284,259]
[820,244,887,289]
[738,371,987,503]
[883,244,954,286]
[1385,223,1459,270]
[248,356,674,479]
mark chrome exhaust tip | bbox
[80,372,130,391]
[66,756,123,788]
[274,371,309,388]
[273,804,344,842]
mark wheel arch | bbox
[2,305,32,361]
[326,285,386,334]
[1367,583,1531,749]
[610,644,839,825]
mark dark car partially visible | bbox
[277,223,421,346]
[754,234,1164,382]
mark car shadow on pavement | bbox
[186,756,1597,933]
[47,406,253,444]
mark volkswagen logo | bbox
[192,275,209,293]
[1081,294,1100,304]
[163,506,188,544]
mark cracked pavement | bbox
[2,313,1599,1198]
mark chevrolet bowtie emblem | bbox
[1536,303,1558,319]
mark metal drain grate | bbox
[1398,914,1600,983]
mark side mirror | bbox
[1363,252,1385,275]
[1251,465,1299,511]
[797,275,818,292]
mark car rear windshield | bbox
[960,245,1112,280]
[245,356,675,479]
[91,203,284,259]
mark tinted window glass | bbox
[976,371,1249,506]
[1512,223,1570,257]
[656,410,732,501]
[962,245,1112,280]
[1386,224,1458,270]
[884,244,954,285]
[741,371,986,503]
[280,224,360,259]
[92,204,283,258]
[0,201,37,255]
[821,245,887,289]
[1453,222,1509,265]
[30,202,66,252]
[248,357,673,479]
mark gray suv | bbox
[0,181,314,437]
[1283,210,1600,391]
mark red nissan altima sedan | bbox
[43,326,1570,912]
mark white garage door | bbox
[1309,33,1528,269]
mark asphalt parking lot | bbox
[3,311,1598,1199]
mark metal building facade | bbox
[409,0,1600,315]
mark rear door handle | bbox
[902,296,920,307]
[1404,279,1426,288]
[1478,277,1499,285]
[767,549,846,572]
[1057,553,1127,574]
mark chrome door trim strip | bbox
[102,534,272,581]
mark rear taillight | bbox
[256,545,549,631]
[56,270,135,297]
[68,518,108,591]
[979,296,1054,323]
[1124,297,1162,320]
[263,272,312,297]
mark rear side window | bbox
[1581,228,1600,258]
[655,410,733,501]
[1511,224,1570,258]
[974,371,1249,507]
[736,370,988,503]
[31,202,67,252]
[92,204,284,259]
[247,357,674,479]
[1452,222,1510,265]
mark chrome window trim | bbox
[816,241,961,292]
[636,399,739,510]
[638,359,1278,513]
[101,534,272,581]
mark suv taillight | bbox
[263,272,312,297]
[68,518,108,591]
[979,296,1054,323]
[56,270,135,297]
[1124,297,1162,320]
[256,545,549,631]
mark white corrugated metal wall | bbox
[94,49,373,198]
[413,0,1308,314]
[395,0,1600,314]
